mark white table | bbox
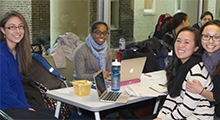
[46,70,167,120]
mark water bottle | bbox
[119,36,126,51]
[111,59,121,91]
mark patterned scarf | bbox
[202,48,220,75]
[86,34,107,70]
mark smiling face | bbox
[201,15,212,26]
[0,16,24,49]
[90,24,108,45]
[201,25,220,56]
[174,31,199,63]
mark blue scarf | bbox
[86,34,107,70]
[202,48,220,75]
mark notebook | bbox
[93,70,130,103]
[106,57,147,86]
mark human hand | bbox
[103,70,111,79]
[28,107,35,112]
[153,117,162,120]
[186,79,203,94]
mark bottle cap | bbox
[112,59,121,66]
[120,36,124,38]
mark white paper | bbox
[126,85,162,97]
[149,84,167,94]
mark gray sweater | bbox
[73,43,112,80]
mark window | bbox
[144,0,155,15]
[111,0,119,29]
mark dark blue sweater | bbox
[0,42,30,110]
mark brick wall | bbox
[0,0,134,49]
[0,0,33,41]
[111,0,134,48]
[31,0,50,50]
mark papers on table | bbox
[125,84,167,97]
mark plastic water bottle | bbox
[119,36,126,51]
[111,59,121,91]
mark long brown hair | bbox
[0,10,32,76]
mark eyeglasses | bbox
[93,30,109,36]
[5,25,24,30]
[201,34,220,42]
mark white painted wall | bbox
[134,0,199,41]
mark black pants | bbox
[3,105,59,120]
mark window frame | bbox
[175,0,181,13]
[110,0,119,29]
[144,0,155,16]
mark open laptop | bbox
[93,70,130,103]
[106,57,147,84]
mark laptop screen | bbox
[94,71,107,97]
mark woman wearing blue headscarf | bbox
[73,21,112,80]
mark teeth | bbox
[99,39,104,41]
[207,45,214,49]
[14,35,20,38]
[178,50,184,53]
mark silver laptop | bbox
[106,57,147,83]
[93,70,130,103]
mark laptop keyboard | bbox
[102,91,122,101]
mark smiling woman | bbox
[0,10,59,119]
[154,27,214,120]
[73,21,112,81]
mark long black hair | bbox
[162,12,188,34]
[166,26,203,86]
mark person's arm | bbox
[73,45,94,80]
[158,65,213,119]
[186,79,215,102]
[0,56,30,109]
[103,48,112,78]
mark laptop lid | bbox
[93,70,108,99]
[120,57,146,82]
[93,70,130,103]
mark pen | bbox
[144,74,151,77]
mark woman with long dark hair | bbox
[0,10,58,119]
[154,27,214,120]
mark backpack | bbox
[23,53,71,119]
[30,53,68,89]
[153,13,172,39]
[124,37,168,71]
[22,77,71,120]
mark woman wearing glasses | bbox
[154,26,214,120]
[0,10,58,119]
[73,21,112,80]
[186,20,220,118]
